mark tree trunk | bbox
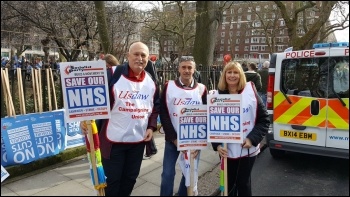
[193,1,219,88]
[94,1,110,54]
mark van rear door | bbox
[273,52,328,147]
[325,49,349,149]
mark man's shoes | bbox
[143,155,151,160]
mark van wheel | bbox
[270,148,286,159]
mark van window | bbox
[280,56,349,98]
[333,61,349,98]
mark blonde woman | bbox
[212,61,270,196]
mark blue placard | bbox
[1,115,40,165]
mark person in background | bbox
[160,56,207,196]
[257,61,269,106]
[241,62,248,72]
[25,61,33,81]
[244,62,262,91]
[104,54,120,80]
[81,42,160,196]
[193,63,202,83]
[211,61,270,196]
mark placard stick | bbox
[224,143,228,196]
[1,69,10,116]
[49,68,58,110]
[46,69,52,111]
[31,68,38,112]
[187,150,194,196]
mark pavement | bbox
[1,131,223,196]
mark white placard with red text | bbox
[60,61,111,123]
[176,105,208,151]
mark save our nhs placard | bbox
[207,94,243,143]
[176,105,208,151]
[60,61,111,123]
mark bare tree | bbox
[275,1,349,50]
[4,1,99,62]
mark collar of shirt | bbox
[128,67,145,82]
[179,77,194,88]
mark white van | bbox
[266,42,349,159]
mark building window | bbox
[273,4,277,10]
[230,9,234,14]
[277,45,284,51]
[164,41,167,45]
[164,47,167,52]
[310,11,315,17]
[227,46,231,51]
[264,5,268,9]
[235,54,239,58]
[223,10,226,15]
[236,39,240,44]
[33,45,42,51]
[228,39,231,44]
[248,7,252,12]
[230,31,234,36]
[238,16,242,22]
[235,46,239,51]
[237,23,241,29]
[222,16,226,23]
[272,13,276,18]
[221,32,225,37]
[280,20,285,26]
[256,6,261,12]
[220,46,224,51]
[230,24,234,29]
[247,15,251,21]
[221,39,225,44]
[245,38,250,43]
[261,46,265,51]
[222,25,225,30]
[280,29,284,35]
[238,8,242,13]
[244,54,249,59]
[246,31,250,36]
[261,37,266,43]
[236,31,240,36]
[244,46,249,51]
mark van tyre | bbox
[270,148,286,159]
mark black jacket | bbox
[160,79,207,143]
[212,86,270,151]
[245,71,262,91]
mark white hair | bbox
[263,61,270,68]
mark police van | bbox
[266,42,349,159]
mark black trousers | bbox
[102,142,145,196]
[227,156,256,196]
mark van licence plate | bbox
[279,130,317,141]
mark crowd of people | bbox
[1,56,61,81]
[78,41,270,196]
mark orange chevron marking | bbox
[274,96,301,121]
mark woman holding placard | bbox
[211,61,270,196]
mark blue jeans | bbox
[160,141,187,196]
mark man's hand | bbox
[144,129,153,141]
[80,121,88,135]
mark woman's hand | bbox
[217,145,228,158]
[241,138,252,149]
